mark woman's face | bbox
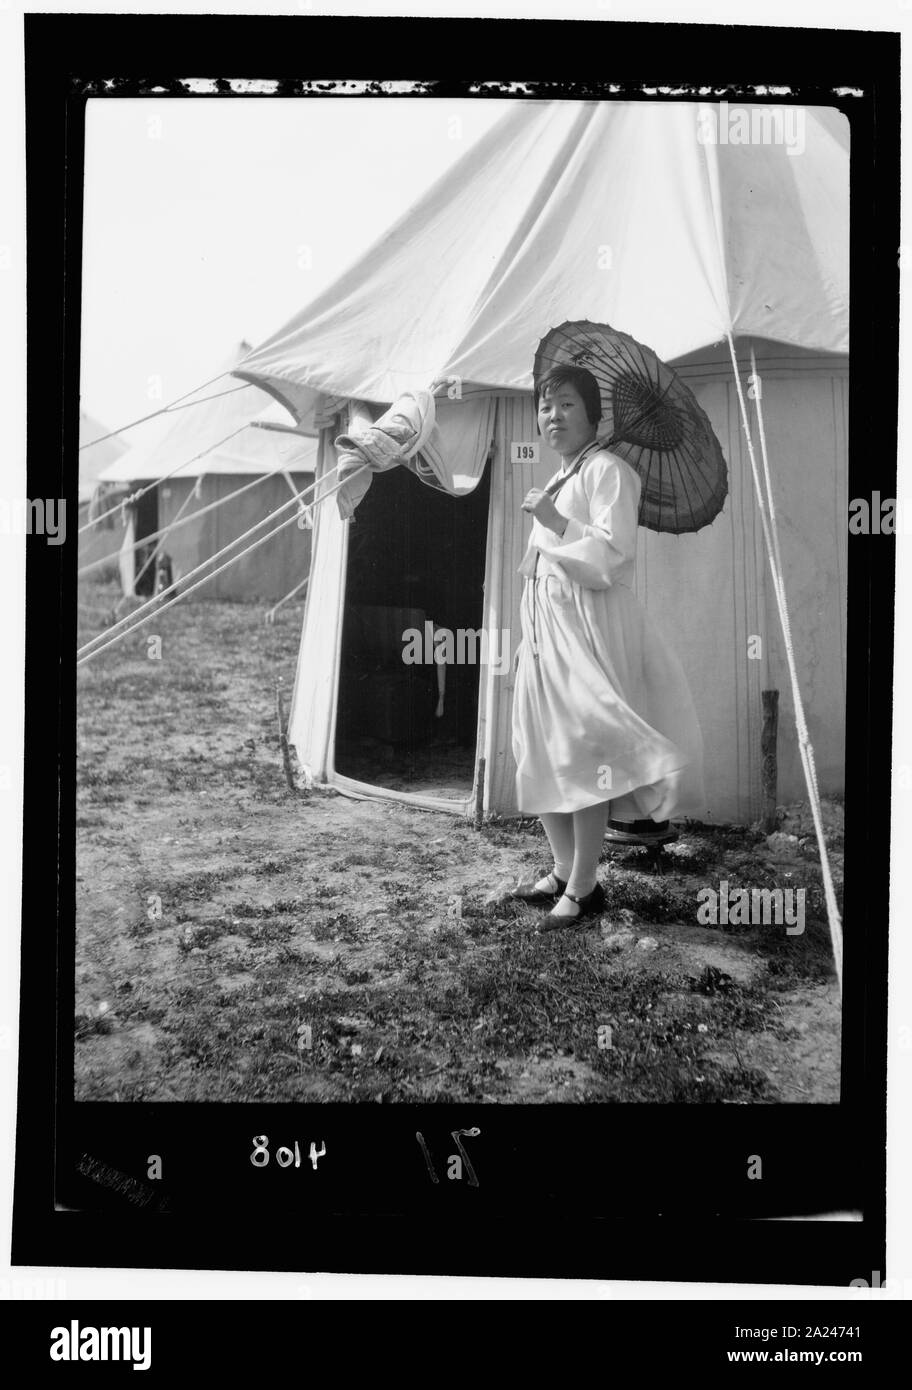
[538,381,597,455]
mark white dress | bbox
[510,446,705,819]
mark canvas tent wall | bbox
[78,410,130,576]
[235,100,849,824]
[95,347,318,601]
[103,470,318,601]
[666,340,848,823]
[79,409,128,502]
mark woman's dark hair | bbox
[533,365,602,427]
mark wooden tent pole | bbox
[265,576,309,626]
[275,678,297,793]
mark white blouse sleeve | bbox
[535,451,640,589]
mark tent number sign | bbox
[510,442,540,464]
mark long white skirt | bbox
[511,574,705,818]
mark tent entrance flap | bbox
[334,460,492,801]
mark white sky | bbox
[80,97,512,435]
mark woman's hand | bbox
[522,488,566,535]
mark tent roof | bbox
[79,411,129,500]
[98,345,318,483]
[234,101,849,426]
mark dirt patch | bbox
[700,982,841,1102]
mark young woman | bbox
[510,365,704,931]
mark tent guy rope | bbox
[77,451,313,578]
[114,471,204,612]
[726,333,844,993]
[78,463,340,659]
[77,369,236,451]
[749,343,844,982]
[77,509,306,666]
[77,465,367,667]
[265,575,310,627]
[79,423,253,536]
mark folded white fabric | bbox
[312,394,349,431]
[414,395,497,496]
[334,390,437,519]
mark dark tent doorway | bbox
[132,486,160,597]
[335,461,491,800]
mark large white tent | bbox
[236,100,849,824]
[94,345,318,601]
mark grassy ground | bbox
[76,576,843,1103]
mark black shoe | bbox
[537,880,607,932]
[509,871,567,904]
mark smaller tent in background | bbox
[78,410,130,577]
[92,344,318,601]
